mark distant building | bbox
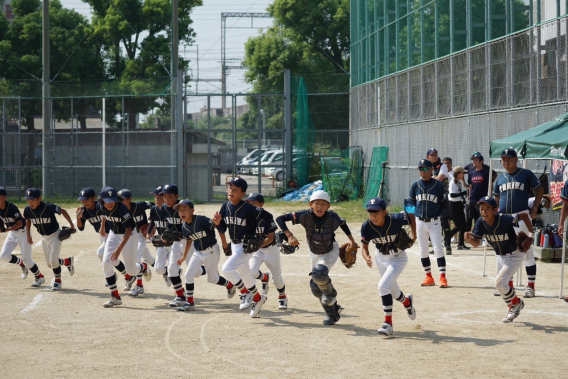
[1,0,14,23]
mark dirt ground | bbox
[1,203,568,378]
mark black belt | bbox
[266,241,277,247]
[418,217,439,223]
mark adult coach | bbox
[493,148,543,298]
[465,152,497,231]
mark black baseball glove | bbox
[275,231,298,255]
[152,235,172,247]
[162,229,183,243]
[242,234,264,254]
[394,228,414,251]
[59,226,76,241]
[223,242,232,256]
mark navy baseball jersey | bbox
[255,209,277,237]
[471,213,520,255]
[561,180,568,202]
[78,203,108,233]
[130,201,152,232]
[492,168,541,214]
[162,201,183,232]
[98,202,135,235]
[408,179,446,219]
[182,215,217,251]
[361,211,410,253]
[149,205,169,235]
[0,202,25,231]
[217,201,262,241]
[24,202,61,236]
[275,209,351,238]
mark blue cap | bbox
[77,188,96,201]
[426,148,438,156]
[470,152,484,161]
[100,186,119,203]
[228,177,248,191]
[477,196,497,208]
[150,186,163,196]
[117,189,132,199]
[501,148,517,158]
[24,188,41,200]
[246,192,264,204]
[160,184,178,195]
[418,159,433,168]
[173,199,194,210]
[0,187,6,196]
[366,197,387,211]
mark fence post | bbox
[42,0,52,196]
[284,69,293,182]
[102,98,106,187]
[176,69,185,196]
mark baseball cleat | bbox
[227,285,236,299]
[377,322,393,337]
[124,276,136,291]
[494,291,501,296]
[200,266,206,276]
[421,276,435,286]
[261,272,270,295]
[523,287,535,298]
[445,247,452,255]
[278,296,288,310]
[322,304,341,325]
[564,297,568,303]
[103,296,122,308]
[163,273,171,287]
[177,302,195,312]
[20,265,29,279]
[142,263,152,282]
[439,277,448,288]
[51,281,62,291]
[239,292,253,310]
[503,299,524,323]
[405,294,416,320]
[129,285,145,297]
[169,297,186,308]
[250,294,267,318]
[67,256,75,276]
[31,276,45,287]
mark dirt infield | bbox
[1,203,568,378]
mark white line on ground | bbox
[165,318,198,367]
[20,293,44,314]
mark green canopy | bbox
[525,122,568,159]
[490,112,568,159]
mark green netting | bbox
[320,147,364,202]
[363,146,389,206]
[295,77,316,187]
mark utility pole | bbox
[284,69,292,182]
[42,0,52,196]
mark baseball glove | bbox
[275,231,298,255]
[162,229,183,243]
[223,243,232,257]
[242,234,264,254]
[58,226,76,241]
[151,235,172,247]
[394,229,414,251]
[339,243,359,269]
[516,231,533,253]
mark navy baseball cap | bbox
[150,186,163,196]
[246,192,264,204]
[24,188,41,200]
[426,148,438,156]
[173,199,194,210]
[77,188,96,201]
[0,187,6,196]
[477,196,498,208]
[160,184,178,195]
[501,148,517,158]
[418,159,433,168]
[117,189,132,199]
[470,152,484,161]
[100,186,119,203]
[366,197,387,211]
[228,177,248,191]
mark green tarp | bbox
[526,125,568,160]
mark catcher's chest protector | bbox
[299,211,339,255]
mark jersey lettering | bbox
[486,234,511,243]
[165,217,182,225]
[187,231,208,240]
[499,182,525,192]
[370,235,397,245]
[31,218,52,225]
[224,217,246,226]
[415,194,439,203]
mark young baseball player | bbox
[245,193,288,309]
[98,186,152,308]
[275,190,356,325]
[0,187,45,286]
[146,186,172,287]
[118,189,155,297]
[465,196,533,322]
[23,188,75,291]
[361,197,417,337]
[174,199,236,311]
[408,159,448,288]
[212,177,268,318]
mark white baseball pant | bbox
[134,231,155,265]
[495,252,525,295]
[222,242,256,288]
[184,243,222,284]
[374,249,408,298]
[0,229,35,268]
[250,244,285,289]
[416,218,444,258]
[309,241,340,271]
[96,235,107,261]
[513,210,536,267]
[154,246,171,276]
[102,231,138,277]
[41,229,63,269]
[167,239,190,278]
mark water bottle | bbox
[534,230,540,246]
[540,233,545,247]
[543,234,550,248]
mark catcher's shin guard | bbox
[322,303,340,325]
[309,279,323,299]
[311,264,337,305]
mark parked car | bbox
[236,148,268,174]
[265,157,299,181]
[251,150,284,175]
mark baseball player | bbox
[360,197,417,337]
[146,186,172,287]
[408,159,449,288]
[0,187,45,286]
[23,188,75,291]
[98,186,152,308]
[212,178,268,318]
[174,199,236,311]
[245,193,288,310]
[492,148,543,298]
[465,197,533,322]
[275,190,356,325]
[76,188,135,290]
[118,189,156,297]
[559,180,568,303]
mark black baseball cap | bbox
[160,184,178,195]
[100,186,119,203]
[418,159,433,169]
[0,187,6,196]
[366,197,387,211]
[24,188,41,200]
[478,196,498,208]
[150,186,163,196]
[173,199,194,210]
[246,192,264,204]
[501,148,518,158]
[117,189,132,199]
[77,188,96,201]
[228,177,248,191]
[470,152,484,161]
[426,148,438,156]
